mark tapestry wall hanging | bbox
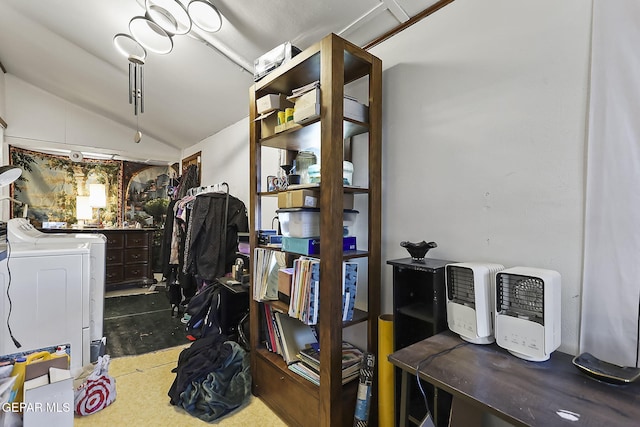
[9,146,122,227]
[123,162,178,227]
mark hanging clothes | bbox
[183,192,248,281]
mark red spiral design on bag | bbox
[75,376,115,415]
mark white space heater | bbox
[445,262,505,344]
[495,267,561,362]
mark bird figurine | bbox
[400,240,437,262]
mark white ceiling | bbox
[0,0,446,151]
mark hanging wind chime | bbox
[129,57,144,143]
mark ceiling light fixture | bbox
[113,0,238,142]
[188,0,222,32]
[129,16,174,55]
[114,0,224,60]
[147,0,192,35]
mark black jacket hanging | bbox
[183,192,248,281]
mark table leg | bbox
[399,370,409,427]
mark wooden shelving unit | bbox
[248,34,382,427]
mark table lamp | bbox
[76,196,93,228]
[89,184,107,226]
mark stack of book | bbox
[287,258,359,325]
[288,341,363,386]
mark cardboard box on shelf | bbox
[278,189,318,208]
[278,190,354,209]
[254,110,278,138]
[256,93,293,114]
[293,103,320,124]
[293,88,320,108]
[292,88,369,123]
[278,268,294,298]
[274,121,302,133]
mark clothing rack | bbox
[186,182,229,197]
[187,182,230,259]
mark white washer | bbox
[0,241,90,374]
[7,218,106,356]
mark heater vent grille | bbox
[497,273,544,324]
[446,266,475,307]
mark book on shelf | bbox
[262,304,282,355]
[253,248,287,302]
[291,341,364,385]
[287,258,359,325]
[288,257,319,325]
[342,262,358,322]
[273,311,318,365]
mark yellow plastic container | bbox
[10,351,52,404]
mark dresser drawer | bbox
[125,248,148,264]
[125,232,149,248]
[124,264,149,281]
[106,266,124,284]
[105,250,123,266]
[106,233,124,248]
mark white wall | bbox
[182,119,251,206]
[369,0,592,356]
[2,75,181,164]
[183,118,280,229]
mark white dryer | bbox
[6,218,106,357]
[0,241,90,375]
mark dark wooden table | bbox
[388,331,640,427]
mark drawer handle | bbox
[279,376,284,381]
[131,270,140,275]
[132,254,140,259]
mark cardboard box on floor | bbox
[23,356,73,427]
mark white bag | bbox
[74,355,116,416]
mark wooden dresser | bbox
[41,228,156,289]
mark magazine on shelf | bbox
[288,258,358,325]
[292,341,364,385]
[253,248,287,301]
[342,262,358,322]
[273,311,318,365]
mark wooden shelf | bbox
[249,33,382,427]
[259,117,369,151]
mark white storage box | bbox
[277,208,320,238]
[277,208,359,238]
[256,93,292,114]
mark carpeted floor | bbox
[73,345,286,426]
[103,290,190,357]
[81,290,286,425]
